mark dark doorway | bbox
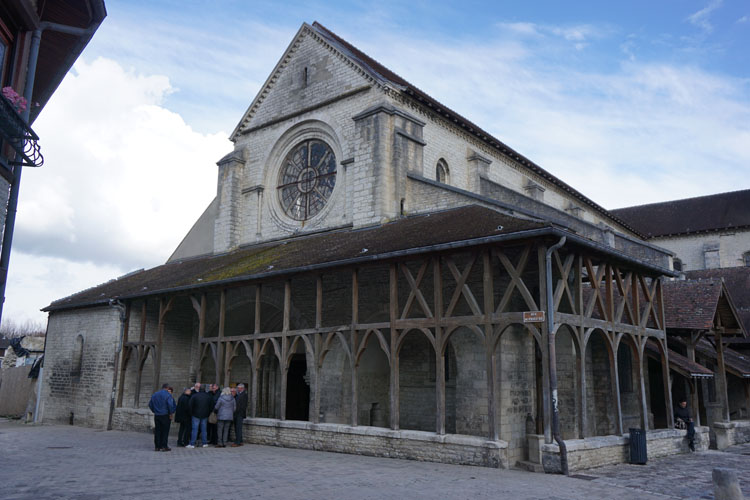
[286,354,310,421]
[647,357,667,428]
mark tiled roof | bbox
[610,189,750,238]
[309,22,640,237]
[685,267,750,335]
[662,279,723,331]
[645,340,713,378]
[45,206,550,311]
[675,337,750,378]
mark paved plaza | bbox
[0,418,748,500]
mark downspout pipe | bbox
[107,299,127,431]
[546,236,569,475]
[0,17,102,325]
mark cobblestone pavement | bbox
[582,443,750,500]
[0,419,747,500]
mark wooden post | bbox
[686,337,701,426]
[574,258,585,438]
[434,257,446,435]
[312,276,322,424]
[660,339,674,429]
[251,340,259,418]
[216,290,226,385]
[351,269,359,427]
[577,332,588,438]
[636,338,649,430]
[716,329,730,421]
[389,263,400,430]
[538,245,552,443]
[482,250,497,440]
[134,300,148,408]
[280,280,291,420]
[608,337,623,435]
[116,303,131,408]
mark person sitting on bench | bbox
[674,398,695,451]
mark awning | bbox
[645,340,713,379]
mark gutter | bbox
[546,236,569,475]
[43,225,678,313]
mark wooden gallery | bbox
[38,22,749,472]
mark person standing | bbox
[207,383,220,445]
[232,383,248,447]
[675,398,696,451]
[214,387,236,448]
[175,388,192,447]
[148,383,176,452]
[187,385,212,448]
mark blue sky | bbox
[5,0,750,324]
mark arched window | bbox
[744,251,750,267]
[71,335,84,376]
[436,159,449,184]
[673,258,683,272]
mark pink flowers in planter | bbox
[2,86,27,113]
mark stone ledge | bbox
[540,427,710,473]
[714,419,750,450]
[110,410,509,468]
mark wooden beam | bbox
[351,269,359,427]
[434,257,445,435]
[483,250,497,440]
[538,244,552,443]
[316,275,323,329]
[389,263,400,430]
[636,338,649,430]
[116,303,131,408]
[609,338,623,436]
[716,329,730,421]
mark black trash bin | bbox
[629,428,647,464]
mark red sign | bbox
[523,311,545,323]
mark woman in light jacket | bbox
[214,387,236,447]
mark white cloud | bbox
[687,0,723,33]
[5,57,229,322]
[351,29,750,209]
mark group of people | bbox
[148,381,248,451]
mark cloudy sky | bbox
[6,0,750,325]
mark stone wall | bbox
[112,407,509,468]
[714,420,750,450]
[40,306,121,428]
[541,426,710,472]
[651,229,750,271]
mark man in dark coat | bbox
[188,385,213,448]
[207,383,220,445]
[232,384,249,447]
[148,383,176,452]
[675,397,695,451]
[175,388,192,447]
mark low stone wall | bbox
[112,407,154,433]
[244,419,508,468]
[541,427,709,472]
[714,420,750,450]
[112,409,508,468]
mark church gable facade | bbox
[173,22,647,264]
[39,22,701,472]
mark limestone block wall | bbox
[541,426,709,472]
[651,229,750,271]
[497,325,537,465]
[714,420,750,450]
[40,306,121,428]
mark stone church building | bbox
[39,22,700,472]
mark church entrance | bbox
[286,354,310,421]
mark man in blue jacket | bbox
[148,383,176,451]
